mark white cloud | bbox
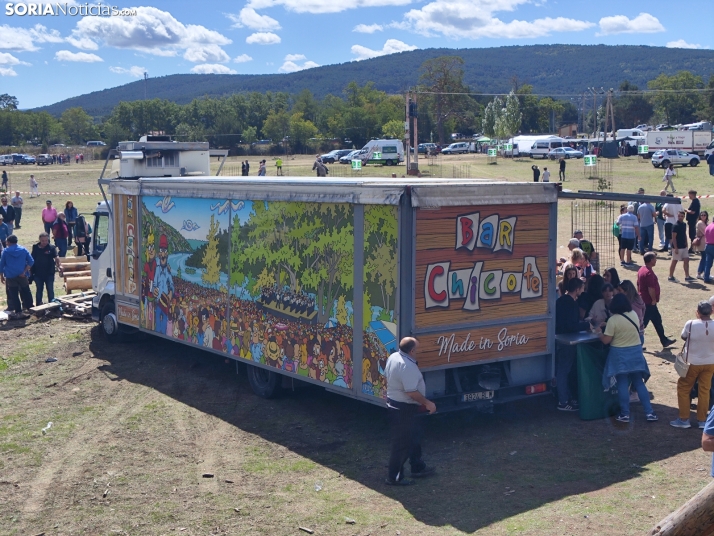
[403,0,594,39]
[247,0,411,14]
[183,44,230,63]
[55,50,103,62]
[227,8,281,31]
[190,63,238,74]
[110,65,146,77]
[279,58,319,72]
[234,53,253,63]
[597,13,664,35]
[0,52,30,66]
[353,24,384,33]
[351,38,417,60]
[66,35,99,50]
[666,39,705,50]
[0,67,18,76]
[246,32,281,45]
[0,23,63,52]
[70,6,232,62]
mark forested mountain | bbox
[35,45,714,118]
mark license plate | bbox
[462,390,494,402]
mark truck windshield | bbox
[93,214,109,258]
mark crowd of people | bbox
[0,195,91,319]
[556,193,714,428]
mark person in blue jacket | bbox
[0,234,34,318]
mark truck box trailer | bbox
[91,146,557,410]
[645,130,712,156]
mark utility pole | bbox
[605,88,616,140]
[581,92,587,135]
[407,91,419,175]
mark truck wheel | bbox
[690,159,699,167]
[247,365,281,399]
[385,159,394,166]
[100,301,122,343]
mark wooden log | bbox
[59,256,87,264]
[30,302,61,313]
[63,270,91,279]
[64,277,93,292]
[61,262,91,272]
[650,479,714,535]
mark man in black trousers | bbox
[384,337,436,486]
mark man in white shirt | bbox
[662,196,678,254]
[542,167,551,182]
[385,337,436,485]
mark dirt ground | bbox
[2,154,714,535]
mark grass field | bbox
[1,153,714,535]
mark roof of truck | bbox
[102,176,558,207]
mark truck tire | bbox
[385,159,394,166]
[690,159,699,167]
[661,160,670,167]
[100,301,122,343]
[246,365,281,399]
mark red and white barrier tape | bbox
[680,195,714,199]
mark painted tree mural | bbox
[202,214,221,288]
[365,205,398,315]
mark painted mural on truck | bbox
[139,197,398,396]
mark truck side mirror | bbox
[106,268,112,278]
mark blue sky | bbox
[1,0,712,109]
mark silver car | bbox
[651,149,700,168]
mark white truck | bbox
[90,138,560,409]
[645,130,713,157]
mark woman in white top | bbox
[587,283,615,328]
[663,164,676,193]
[671,301,714,429]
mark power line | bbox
[414,88,714,98]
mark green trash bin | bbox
[576,343,620,420]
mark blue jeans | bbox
[656,219,665,247]
[34,272,55,304]
[556,344,577,405]
[156,307,168,334]
[704,244,714,282]
[43,221,52,234]
[639,225,654,252]
[54,237,67,257]
[617,372,653,416]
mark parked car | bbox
[20,154,36,164]
[51,143,66,147]
[441,142,471,155]
[86,140,106,147]
[339,150,361,164]
[36,154,53,165]
[0,154,13,165]
[320,149,353,164]
[651,149,700,168]
[548,147,583,160]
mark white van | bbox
[0,154,13,165]
[616,129,646,139]
[529,137,565,159]
[359,139,404,166]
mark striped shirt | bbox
[617,213,639,239]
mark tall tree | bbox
[419,56,469,145]
[0,94,18,110]
[481,97,501,139]
[60,107,94,144]
[202,214,221,288]
[614,81,653,128]
[648,71,705,125]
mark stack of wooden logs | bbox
[60,256,92,292]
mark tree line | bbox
[1,58,713,151]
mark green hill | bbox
[35,44,714,118]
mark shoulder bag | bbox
[674,322,692,379]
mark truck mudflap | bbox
[91,295,101,322]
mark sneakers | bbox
[662,338,676,348]
[646,413,658,422]
[616,414,630,423]
[667,276,677,282]
[411,466,436,478]
[684,276,696,282]
[670,418,691,429]
[385,477,414,486]
[557,402,579,412]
